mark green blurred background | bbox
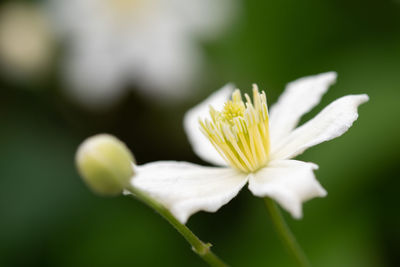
[1,0,399,266]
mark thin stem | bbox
[126,185,229,267]
[264,198,311,267]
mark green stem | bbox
[264,198,311,267]
[126,185,229,267]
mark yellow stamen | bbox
[200,85,270,173]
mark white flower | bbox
[0,3,53,77]
[130,72,369,224]
[49,0,237,108]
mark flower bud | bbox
[75,134,135,196]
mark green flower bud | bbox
[75,134,135,196]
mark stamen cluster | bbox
[200,85,270,173]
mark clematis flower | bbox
[130,72,369,224]
[49,0,238,108]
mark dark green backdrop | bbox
[1,0,399,266]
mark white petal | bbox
[271,94,369,160]
[131,161,247,224]
[184,84,234,166]
[269,72,337,144]
[170,0,238,39]
[132,38,202,101]
[248,160,326,218]
[62,38,127,109]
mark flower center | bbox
[200,85,270,173]
[105,0,150,24]
[107,0,143,12]
[221,100,245,124]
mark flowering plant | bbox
[132,72,368,223]
[76,72,368,266]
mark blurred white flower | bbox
[130,72,369,223]
[0,3,53,78]
[49,0,238,108]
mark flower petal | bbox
[131,161,247,223]
[248,160,326,218]
[184,84,234,166]
[269,72,337,144]
[63,47,127,108]
[171,0,238,39]
[271,94,369,160]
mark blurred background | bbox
[1,0,399,266]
